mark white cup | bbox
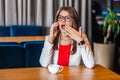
[48,64,63,74]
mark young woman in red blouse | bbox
[40,6,95,68]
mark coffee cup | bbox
[48,64,63,74]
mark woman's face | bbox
[58,10,74,33]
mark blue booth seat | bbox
[0,42,19,45]
[23,41,44,67]
[0,44,25,69]
[10,25,43,36]
[0,26,10,36]
[20,40,44,46]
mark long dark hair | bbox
[51,6,81,56]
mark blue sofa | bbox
[23,41,44,67]
[0,26,10,36]
[0,44,25,69]
[0,25,43,37]
[0,41,44,69]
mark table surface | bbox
[0,36,45,43]
[0,64,119,80]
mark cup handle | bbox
[58,66,63,72]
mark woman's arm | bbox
[80,34,95,68]
[64,25,95,68]
[39,36,53,67]
[79,45,95,68]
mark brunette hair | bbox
[51,6,81,55]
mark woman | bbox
[40,6,95,68]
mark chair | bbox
[23,41,44,67]
[0,44,25,69]
[10,25,43,36]
[0,26,10,36]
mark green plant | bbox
[103,7,120,44]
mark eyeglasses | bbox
[58,15,73,22]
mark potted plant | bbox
[103,7,120,44]
[93,7,120,69]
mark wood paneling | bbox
[0,36,45,43]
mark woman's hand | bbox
[48,22,59,44]
[65,25,93,52]
[64,24,85,42]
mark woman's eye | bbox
[59,16,63,19]
[66,17,71,20]
[60,17,62,19]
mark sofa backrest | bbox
[0,40,45,68]
[0,44,25,69]
[10,25,43,36]
[0,25,43,37]
[23,41,44,67]
[0,42,18,45]
[0,26,10,36]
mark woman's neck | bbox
[60,33,72,45]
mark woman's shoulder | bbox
[44,35,49,40]
[45,35,49,37]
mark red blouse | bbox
[58,44,71,66]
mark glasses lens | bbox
[58,15,72,22]
[58,15,63,21]
[66,16,72,22]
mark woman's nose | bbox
[61,18,66,22]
